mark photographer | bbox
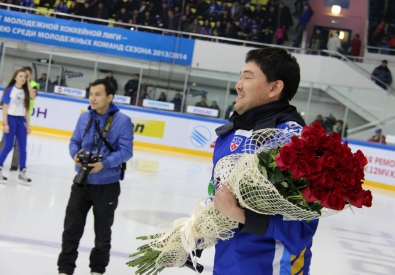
[57,79,133,275]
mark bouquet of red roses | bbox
[262,121,373,214]
[127,122,372,275]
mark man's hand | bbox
[213,184,245,224]
[88,162,104,174]
[73,149,83,167]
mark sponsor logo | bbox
[230,136,243,151]
[113,95,131,104]
[189,88,208,97]
[65,69,84,79]
[54,86,85,97]
[132,119,165,138]
[190,126,211,148]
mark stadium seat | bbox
[36,7,49,16]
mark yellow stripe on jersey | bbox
[291,247,306,275]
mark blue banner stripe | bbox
[0,10,194,65]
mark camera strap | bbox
[84,112,126,180]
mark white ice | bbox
[0,133,394,275]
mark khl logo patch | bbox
[230,136,243,152]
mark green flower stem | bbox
[136,234,161,240]
[129,247,152,258]
[137,261,156,274]
[286,195,303,199]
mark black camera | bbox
[73,151,103,187]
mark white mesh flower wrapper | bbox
[147,199,238,268]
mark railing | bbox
[366,45,395,55]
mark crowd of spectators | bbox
[0,0,311,46]
[368,0,395,54]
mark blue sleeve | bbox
[266,215,318,255]
[101,115,133,168]
[1,87,12,105]
[69,114,85,159]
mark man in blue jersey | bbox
[212,47,318,275]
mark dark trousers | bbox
[58,182,121,275]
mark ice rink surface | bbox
[0,133,394,275]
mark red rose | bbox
[312,172,334,187]
[354,166,365,181]
[328,139,342,154]
[289,135,305,151]
[290,160,311,179]
[341,141,354,157]
[322,192,345,210]
[301,121,327,139]
[341,157,355,171]
[275,146,297,170]
[341,171,355,186]
[322,151,337,169]
[302,186,318,203]
[310,157,323,173]
[353,150,368,167]
[328,132,342,142]
[331,168,343,180]
[349,190,372,208]
[311,185,330,202]
[363,190,373,207]
[296,147,316,160]
[319,136,331,149]
[304,134,319,150]
[331,181,343,193]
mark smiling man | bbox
[211,47,319,275]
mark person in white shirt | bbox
[327,32,343,56]
[0,69,32,185]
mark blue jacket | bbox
[70,103,133,184]
[212,100,318,275]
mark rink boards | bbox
[0,91,394,189]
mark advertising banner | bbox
[186,105,218,117]
[114,95,131,105]
[142,99,174,111]
[348,141,395,187]
[0,10,195,65]
[0,92,223,154]
[54,85,85,97]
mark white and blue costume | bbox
[0,85,29,169]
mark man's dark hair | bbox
[90,78,115,97]
[245,47,300,101]
[22,66,32,73]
